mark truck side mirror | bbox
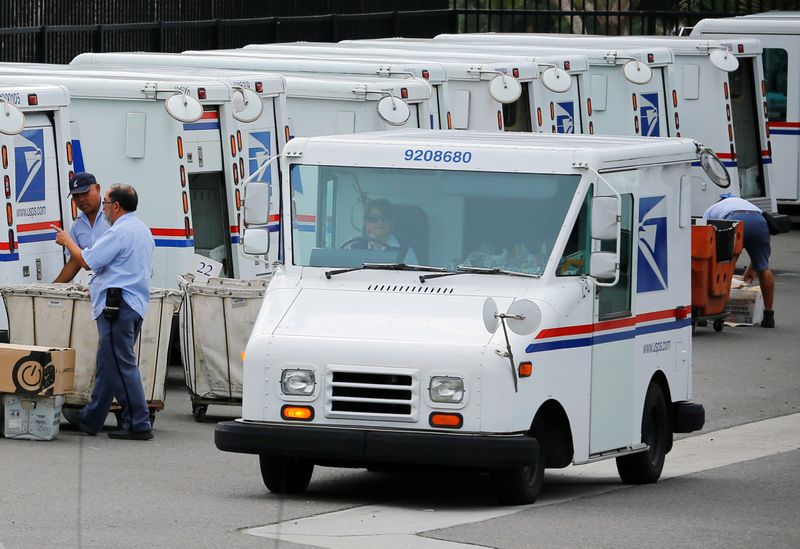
[591,196,618,240]
[590,196,620,286]
[242,228,269,256]
[589,252,617,280]
[243,182,271,227]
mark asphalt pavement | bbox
[0,219,798,549]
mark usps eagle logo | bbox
[556,101,575,134]
[15,129,46,203]
[639,92,661,137]
[638,195,668,292]
[248,130,272,183]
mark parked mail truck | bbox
[215,129,721,504]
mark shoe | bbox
[61,408,98,436]
[761,309,775,328]
[107,430,154,441]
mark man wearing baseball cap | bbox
[53,172,110,283]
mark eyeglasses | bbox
[365,214,389,224]
[102,200,117,207]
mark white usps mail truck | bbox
[73,51,449,131]
[692,15,800,208]
[435,34,777,214]
[214,129,720,504]
[240,42,542,132]
[341,38,589,134]
[0,84,73,341]
[0,65,287,285]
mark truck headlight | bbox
[281,369,316,396]
[429,376,464,404]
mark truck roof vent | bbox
[366,284,454,295]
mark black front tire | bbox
[259,455,314,494]
[713,318,724,332]
[616,382,670,484]
[491,456,545,505]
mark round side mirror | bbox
[232,88,263,123]
[540,67,572,93]
[700,148,731,188]
[488,74,523,104]
[623,60,653,85]
[0,102,25,135]
[505,300,542,336]
[376,95,411,126]
[164,93,203,123]
[709,49,739,72]
[482,297,499,334]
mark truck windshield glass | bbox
[290,164,581,275]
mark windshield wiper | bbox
[325,263,447,279]
[420,265,537,282]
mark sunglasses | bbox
[365,214,390,224]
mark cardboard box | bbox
[2,394,64,441]
[725,284,764,326]
[0,343,75,396]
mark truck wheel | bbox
[259,455,314,494]
[713,318,724,332]
[491,439,544,505]
[616,383,669,484]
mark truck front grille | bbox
[326,366,419,422]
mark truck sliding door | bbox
[729,58,767,202]
[189,172,233,277]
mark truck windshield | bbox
[290,164,581,275]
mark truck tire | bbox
[491,437,544,505]
[616,382,669,484]
[259,455,314,494]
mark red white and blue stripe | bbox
[152,228,194,248]
[525,306,692,354]
[183,111,220,132]
[17,220,59,244]
[768,121,800,136]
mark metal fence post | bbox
[39,26,47,63]
[96,24,104,53]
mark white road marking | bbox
[246,413,800,548]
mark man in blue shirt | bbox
[54,172,110,283]
[53,183,156,439]
[704,193,775,328]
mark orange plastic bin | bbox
[691,220,744,332]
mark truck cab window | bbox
[598,193,632,320]
[763,48,788,122]
[557,188,592,277]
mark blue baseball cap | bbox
[68,172,97,195]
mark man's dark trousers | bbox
[80,300,151,433]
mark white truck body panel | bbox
[0,84,73,338]
[240,42,543,132]
[73,51,448,130]
[692,15,800,207]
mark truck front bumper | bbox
[215,420,538,469]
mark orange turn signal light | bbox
[281,405,314,421]
[429,412,463,429]
[518,362,533,378]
